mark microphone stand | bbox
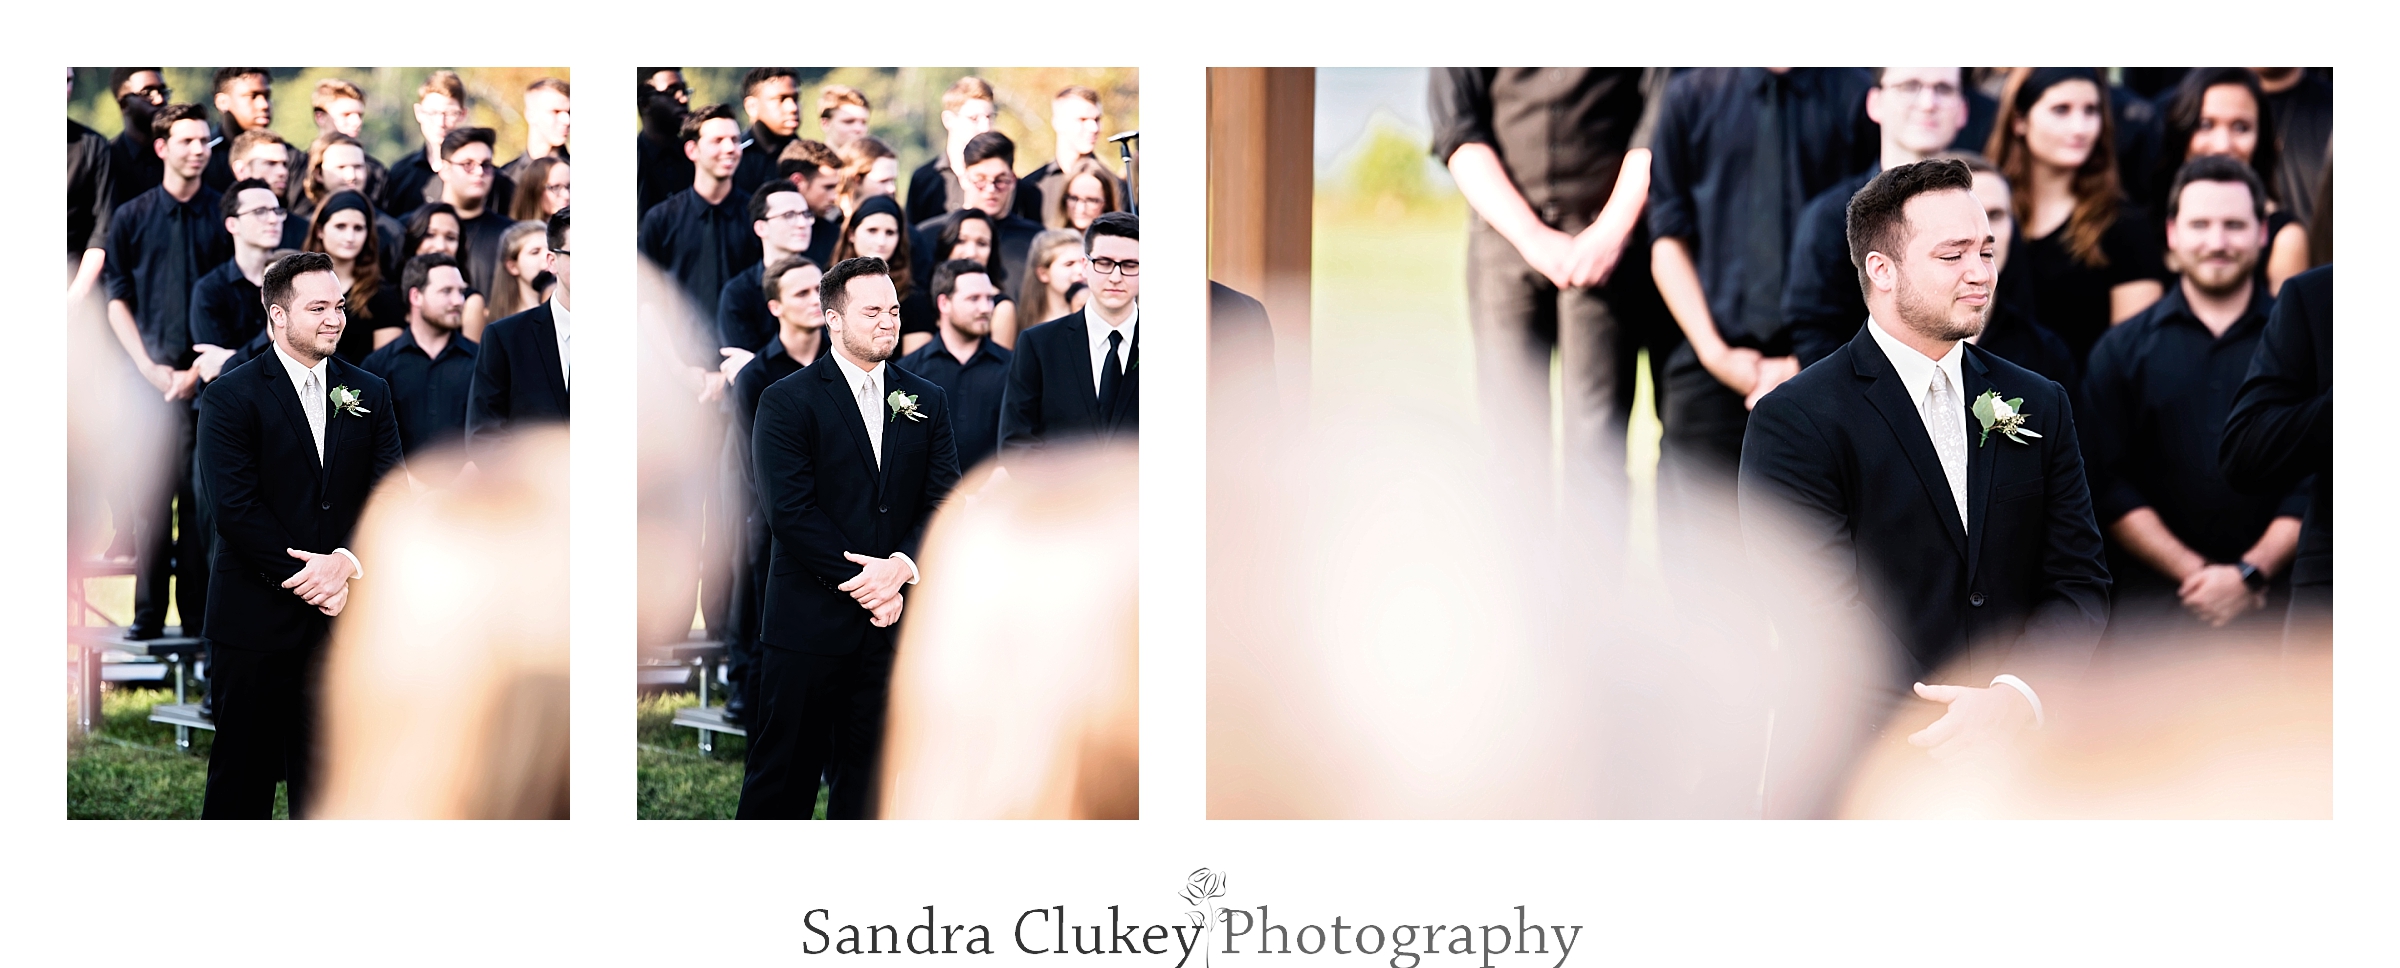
[1108,130,1139,215]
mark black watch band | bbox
[2237,561,2267,592]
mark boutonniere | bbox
[1971,389,2041,447]
[887,389,926,422]
[328,385,371,418]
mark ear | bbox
[225,216,241,236]
[1864,87,1887,127]
[683,140,701,163]
[1864,250,1898,293]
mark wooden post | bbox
[1207,67,1314,407]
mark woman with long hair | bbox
[305,190,405,362]
[2160,67,2310,295]
[1051,157,1125,231]
[832,194,935,342]
[487,220,553,321]
[927,208,1016,354]
[1987,67,2166,363]
[1014,229,1087,348]
[510,156,570,223]
[404,202,492,339]
[836,136,900,221]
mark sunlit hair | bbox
[942,75,994,113]
[312,78,363,114]
[487,221,551,319]
[303,194,387,324]
[1051,157,1125,230]
[1019,229,1085,324]
[419,69,465,105]
[1986,67,2122,269]
[229,128,287,168]
[305,132,364,206]
[836,135,898,209]
[509,155,566,222]
[817,84,868,121]
[777,137,841,180]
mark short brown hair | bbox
[1055,85,1101,108]
[818,85,868,120]
[681,104,738,143]
[151,103,209,142]
[526,76,570,97]
[229,128,288,162]
[943,76,995,113]
[312,78,364,114]
[778,138,842,179]
[1844,158,1976,296]
[419,70,467,105]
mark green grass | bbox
[68,687,288,820]
[636,692,827,820]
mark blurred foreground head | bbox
[879,444,1138,819]
[313,429,570,819]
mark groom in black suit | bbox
[194,251,406,818]
[738,256,961,819]
[999,211,1138,464]
[468,207,572,457]
[1740,160,2109,760]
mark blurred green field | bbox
[638,692,826,820]
[69,687,288,820]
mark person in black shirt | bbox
[716,181,815,385]
[226,130,308,250]
[731,68,801,198]
[1786,68,1972,367]
[104,102,227,639]
[1648,67,1875,484]
[913,132,1044,310]
[307,78,385,207]
[915,209,1017,356]
[2085,157,2301,643]
[1952,153,2079,390]
[362,253,479,486]
[201,68,278,192]
[504,77,572,184]
[1015,86,1126,227]
[2221,264,2329,643]
[644,103,760,398]
[778,137,846,268]
[68,68,114,296]
[303,190,404,363]
[301,133,408,275]
[1431,67,1666,492]
[383,71,469,216]
[2158,69,2312,296]
[431,127,513,299]
[831,195,927,346]
[723,255,828,724]
[1986,68,2166,364]
[2252,68,2331,230]
[904,76,997,225]
[107,68,168,210]
[190,179,283,389]
[637,72,694,218]
[898,260,1013,483]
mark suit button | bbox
[320,501,331,510]
[1969,593,1986,607]
[878,505,888,513]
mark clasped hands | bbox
[2180,564,2264,627]
[1906,681,2037,760]
[1698,343,1800,411]
[282,548,353,616]
[837,551,911,627]
[1516,221,1632,292]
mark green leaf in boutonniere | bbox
[1970,389,2042,447]
[886,389,927,422]
[328,385,371,418]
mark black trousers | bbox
[1658,340,1758,589]
[736,640,894,819]
[202,641,325,819]
[133,402,207,634]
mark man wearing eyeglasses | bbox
[904,76,996,224]
[434,127,513,299]
[190,179,285,389]
[714,181,817,383]
[999,211,1138,462]
[913,131,1044,303]
[383,71,470,216]
[226,130,309,250]
[1785,68,1974,368]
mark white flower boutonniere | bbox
[887,390,927,422]
[1971,389,2041,447]
[329,385,371,418]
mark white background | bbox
[3,5,2392,963]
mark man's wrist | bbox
[892,552,919,585]
[333,548,363,580]
[1989,674,2044,729]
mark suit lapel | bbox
[529,305,567,410]
[1961,349,1997,580]
[261,358,318,472]
[1850,332,1968,561]
[319,362,344,491]
[818,364,880,483]
[1062,312,1101,426]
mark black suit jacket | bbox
[2222,265,2332,589]
[467,301,570,455]
[998,309,1137,463]
[754,356,961,656]
[196,351,405,651]
[1739,326,2111,685]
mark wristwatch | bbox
[2236,561,2268,593]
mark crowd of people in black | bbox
[635,68,1140,818]
[1434,67,2332,659]
[67,68,573,816]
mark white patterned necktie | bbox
[302,371,327,464]
[858,377,881,467]
[1925,368,1968,534]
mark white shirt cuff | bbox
[1990,674,2044,729]
[892,552,919,585]
[333,548,363,580]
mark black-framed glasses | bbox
[126,84,170,103]
[761,209,810,223]
[549,249,570,257]
[239,205,287,221]
[1089,257,1139,277]
[1882,80,1962,102]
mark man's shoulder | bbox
[2089,294,2177,365]
[484,302,553,342]
[760,356,832,407]
[1772,342,1864,404]
[915,207,962,232]
[358,335,409,372]
[1019,309,1086,350]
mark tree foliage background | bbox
[70,67,571,167]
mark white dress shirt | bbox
[1864,317,2042,727]
[549,296,572,389]
[267,341,364,581]
[1085,304,1138,398]
[828,349,918,585]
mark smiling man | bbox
[194,250,405,818]
[1740,159,2109,769]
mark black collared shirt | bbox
[641,185,761,366]
[360,327,480,468]
[717,262,772,354]
[897,335,1013,473]
[731,334,829,435]
[2084,282,2308,577]
[105,182,230,368]
[733,124,792,199]
[1784,165,1877,367]
[382,144,438,216]
[70,120,114,256]
[906,154,961,226]
[449,206,514,299]
[189,259,268,353]
[109,126,163,210]
[1648,67,1876,349]
[2015,205,2167,366]
[1430,68,1657,227]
